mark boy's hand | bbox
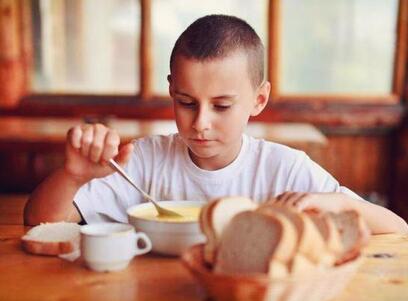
[269,192,353,213]
[65,124,134,184]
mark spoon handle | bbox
[108,159,155,203]
[108,159,183,218]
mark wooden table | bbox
[0,225,407,300]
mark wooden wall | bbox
[0,131,393,204]
[0,0,405,222]
[320,133,392,206]
[390,117,408,221]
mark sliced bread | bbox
[21,222,81,256]
[305,210,343,266]
[257,204,327,266]
[214,209,297,278]
[200,196,371,280]
[199,196,257,265]
[328,210,370,264]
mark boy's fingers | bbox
[276,191,294,203]
[67,125,82,149]
[264,198,278,206]
[81,125,94,158]
[275,192,309,208]
[115,143,134,166]
[89,124,108,163]
[101,130,120,163]
[288,193,309,208]
[297,198,313,211]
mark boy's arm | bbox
[24,124,134,226]
[24,168,83,225]
[273,192,408,235]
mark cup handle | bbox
[133,232,152,255]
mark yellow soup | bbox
[131,206,201,222]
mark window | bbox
[3,0,407,123]
[280,0,398,95]
[32,0,140,94]
[151,0,268,94]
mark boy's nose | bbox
[192,107,211,132]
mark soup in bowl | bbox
[127,200,206,256]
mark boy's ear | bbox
[250,81,271,116]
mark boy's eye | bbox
[177,99,196,107]
[214,104,232,111]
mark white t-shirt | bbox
[74,133,361,223]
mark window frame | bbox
[268,0,407,105]
[0,0,406,128]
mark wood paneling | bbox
[391,118,408,221]
[0,95,404,130]
[0,118,393,213]
[1,128,402,220]
[318,134,392,199]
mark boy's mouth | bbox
[191,138,212,144]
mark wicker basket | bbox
[182,244,362,301]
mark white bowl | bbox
[127,200,206,256]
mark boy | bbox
[25,15,408,234]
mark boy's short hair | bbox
[170,14,264,88]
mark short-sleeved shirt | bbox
[74,134,361,223]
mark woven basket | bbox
[182,244,362,301]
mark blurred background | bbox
[0,0,407,221]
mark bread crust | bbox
[21,238,77,256]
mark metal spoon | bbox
[108,158,182,218]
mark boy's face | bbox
[168,51,270,170]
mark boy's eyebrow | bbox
[174,90,237,100]
[174,91,194,98]
[211,94,237,100]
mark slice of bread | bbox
[289,253,316,276]
[257,204,327,266]
[328,210,370,264]
[306,211,343,253]
[21,222,81,256]
[214,211,284,275]
[305,210,343,266]
[214,209,297,278]
[199,196,257,265]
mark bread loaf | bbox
[21,222,80,256]
[199,197,370,279]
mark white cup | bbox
[80,222,152,272]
